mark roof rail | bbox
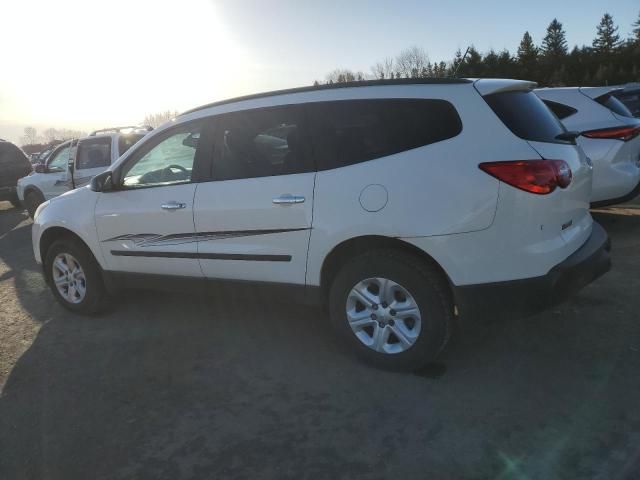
[180,77,473,116]
[89,125,153,136]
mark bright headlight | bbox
[33,200,50,221]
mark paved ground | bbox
[0,201,639,480]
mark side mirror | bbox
[90,170,114,192]
[34,163,47,174]
[182,133,200,148]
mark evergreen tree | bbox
[593,13,621,54]
[632,11,640,42]
[541,19,568,57]
[497,50,515,78]
[450,48,464,77]
[483,49,499,76]
[464,46,483,77]
[517,31,538,64]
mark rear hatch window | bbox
[595,93,634,118]
[614,91,640,117]
[484,90,571,144]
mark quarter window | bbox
[122,124,201,188]
[542,99,578,120]
[76,138,111,170]
[212,106,312,181]
[308,99,462,170]
[485,91,568,144]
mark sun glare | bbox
[0,0,252,131]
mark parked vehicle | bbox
[536,87,640,207]
[17,127,150,217]
[0,140,32,207]
[612,83,640,118]
[32,79,610,370]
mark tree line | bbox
[20,126,87,154]
[19,110,178,152]
[315,12,640,87]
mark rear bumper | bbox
[454,222,611,320]
[591,177,640,208]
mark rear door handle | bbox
[272,194,305,205]
[161,201,186,210]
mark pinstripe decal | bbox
[103,227,310,247]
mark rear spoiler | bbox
[579,86,623,100]
[473,79,537,96]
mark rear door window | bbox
[595,93,634,118]
[75,137,111,170]
[484,91,569,144]
[212,105,313,181]
[308,99,462,170]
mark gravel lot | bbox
[1,201,639,480]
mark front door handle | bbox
[161,201,186,211]
[273,194,305,205]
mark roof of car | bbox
[180,78,473,116]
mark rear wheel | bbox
[25,190,44,218]
[44,237,108,314]
[329,249,453,371]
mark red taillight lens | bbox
[582,125,640,141]
[479,160,572,195]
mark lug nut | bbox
[390,309,396,316]
[388,319,395,326]
[371,314,377,320]
[381,302,388,308]
[372,304,378,310]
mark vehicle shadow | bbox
[1,206,640,480]
[0,203,60,323]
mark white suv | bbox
[17,126,151,216]
[32,79,611,370]
[535,87,640,207]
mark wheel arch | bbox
[39,226,95,270]
[319,235,454,300]
[23,184,45,200]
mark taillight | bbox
[581,125,640,141]
[479,160,572,195]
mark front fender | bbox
[32,187,102,266]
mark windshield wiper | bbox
[555,131,580,142]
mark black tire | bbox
[44,237,108,314]
[9,192,21,208]
[24,190,44,218]
[328,249,453,371]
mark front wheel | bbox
[25,190,44,218]
[329,249,453,371]
[44,238,108,314]
[9,192,21,208]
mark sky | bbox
[1,0,638,144]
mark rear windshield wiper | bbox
[555,131,580,142]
